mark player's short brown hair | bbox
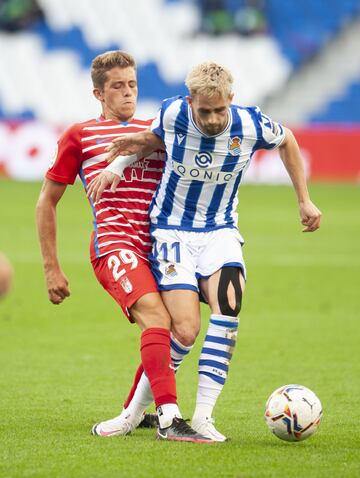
[185,61,233,99]
[91,50,136,89]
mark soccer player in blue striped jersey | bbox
[89,62,322,441]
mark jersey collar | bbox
[97,114,132,125]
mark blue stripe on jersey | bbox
[148,150,168,216]
[171,99,189,164]
[152,96,181,140]
[205,107,243,228]
[154,171,180,226]
[150,223,235,233]
[180,136,215,228]
[247,106,274,151]
[224,170,243,224]
[155,100,189,226]
[180,181,203,228]
[247,107,264,151]
[79,168,100,258]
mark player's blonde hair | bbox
[185,62,233,99]
[91,50,136,89]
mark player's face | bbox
[188,93,233,136]
[94,66,138,122]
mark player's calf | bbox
[193,267,244,440]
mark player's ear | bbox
[93,88,104,102]
[185,96,193,106]
[228,93,234,102]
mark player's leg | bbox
[131,291,210,442]
[123,322,194,413]
[151,228,201,373]
[191,228,246,441]
[120,231,201,429]
[91,251,211,442]
[192,267,245,441]
[121,325,195,430]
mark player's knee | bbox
[218,267,243,317]
[172,324,200,347]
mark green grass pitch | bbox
[0,180,359,478]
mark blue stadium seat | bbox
[264,0,360,66]
[310,80,360,123]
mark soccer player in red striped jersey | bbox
[36,50,212,443]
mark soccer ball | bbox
[264,384,322,442]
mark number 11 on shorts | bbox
[159,241,181,263]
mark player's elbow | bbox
[280,127,296,150]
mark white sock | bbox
[123,372,153,423]
[193,314,239,421]
[157,403,182,429]
[170,333,193,371]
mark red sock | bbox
[123,363,144,409]
[140,327,177,407]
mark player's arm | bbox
[279,128,322,232]
[106,131,164,162]
[87,154,138,202]
[88,135,164,202]
[36,179,71,304]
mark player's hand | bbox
[45,268,70,305]
[299,200,322,232]
[105,134,146,163]
[87,170,121,203]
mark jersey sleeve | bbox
[254,107,286,150]
[151,96,182,140]
[151,107,164,140]
[46,124,82,184]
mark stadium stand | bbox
[0,0,289,121]
[310,81,360,124]
[0,0,359,181]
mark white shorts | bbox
[149,227,246,293]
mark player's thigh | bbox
[161,289,201,347]
[130,292,171,331]
[197,228,246,282]
[200,267,245,315]
[197,228,246,315]
[149,228,198,293]
[92,249,167,328]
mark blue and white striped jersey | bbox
[150,96,285,231]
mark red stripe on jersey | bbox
[46,117,164,262]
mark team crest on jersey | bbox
[120,276,133,294]
[165,263,178,278]
[228,136,241,156]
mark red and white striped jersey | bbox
[46,115,164,262]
